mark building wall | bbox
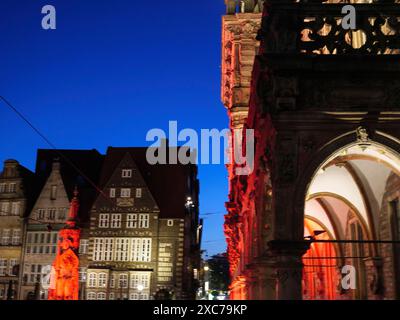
[0,160,32,300]
[19,161,70,300]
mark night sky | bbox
[0,0,227,256]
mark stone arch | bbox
[293,130,400,239]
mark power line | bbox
[0,96,112,205]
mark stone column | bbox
[268,240,310,300]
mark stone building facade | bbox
[18,149,103,300]
[0,147,201,300]
[222,0,400,300]
[85,147,201,300]
[0,160,34,300]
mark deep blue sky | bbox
[0,0,227,256]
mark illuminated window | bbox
[130,272,150,289]
[167,220,174,227]
[136,188,142,198]
[122,169,132,178]
[119,274,128,288]
[93,238,114,261]
[0,259,6,276]
[109,188,116,198]
[98,273,107,288]
[24,264,42,284]
[8,259,17,276]
[57,208,67,221]
[79,268,87,282]
[130,238,151,262]
[120,188,131,198]
[127,214,137,228]
[87,292,96,300]
[88,273,97,287]
[99,214,109,228]
[129,293,139,300]
[11,202,20,215]
[138,214,149,228]
[115,238,129,261]
[111,214,122,228]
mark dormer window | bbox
[122,169,132,178]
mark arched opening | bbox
[302,139,400,299]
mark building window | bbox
[111,214,122,228]
[136,188,142,198]
[119,274,128,288]
[167,220,174,227]
[79,267,87,282]
[109,188,116,198]
[130,238,152,262]
[129,293,139,300]
[1,229,10,245]
[50,185,57,200]
[97,292,106,300]
[130,272,150,290]
[8,183,16,193]
[8,259,18,276]
[99,214,110,228]
[12,229,21,245]
[0,183,6,193]
[110,274,116,288]
[1,202,9,215]
[11,202,20,216]
[24,264,42,284]
[98,273,107,288]
[122,169,132,178]
[25,231,58,255]
[37,209,46,220]
[92,237,151,262]
[127,214,137,228]
[115,238,129,261]
[79,239,89,254]
[88,273,97,287]
[139,214,149,228]
[87,292,96,300]
[47,208,57,220]
[93,238,114,262]
[120,188,131,198]
[0,259,7,276]
[109,293,115,300]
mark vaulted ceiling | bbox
[305,143,400,240]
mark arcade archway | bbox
[303,140,400,299]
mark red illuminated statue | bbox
[48,188,81,300]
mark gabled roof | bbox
[34,149,104,222]
[100,147,196,219]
